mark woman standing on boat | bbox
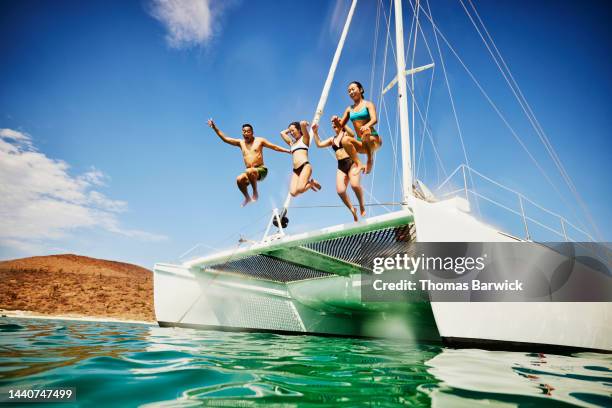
[312,120,365,222]
[280,120,321,197]
[333,81,382,174]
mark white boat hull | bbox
[153,197,611,352]
[154,261,440,341]
[412,197,612,352]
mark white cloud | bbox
[0,128,33,150]
[148,0,231,49]
[317,0,350,49]
[0,128,166,254]
[0,128,31,142]
[329,0,347,36]
[79,168,108,187]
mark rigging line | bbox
[289,202,402,209]
[410,0,421,172]
[368,141,378,215]
[186,216,270,300]
[464,0,601,240]
[406,0,437,180]
[408,0,435,63]
[409,13,438,199]
[466,0,574,188]
[368,153,376,217]
[369,0,382,96]
[377,0,397,211]
[375,0,392,114]
[362,184,393,213]
[426,0,481,217]
[370,0,390,218]
[405,1,424,182]
[377,2,403,207]
[416,66,435,179]
[367,0,386,217]
[379,0,399,79]
[418,2,586,234]
[201,229,261,297]
[180,209,270,262]
[380,90,402,201]
[392,97,401,207]
[459,0,579,202]
[405,0,418,64]
[376,0,394,106]
[404,73,448,179]
[379,92,402,207]
[462,163,594,240]
[386,0,407,206]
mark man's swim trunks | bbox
[255,166,268,181]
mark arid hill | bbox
[0,254,155,322]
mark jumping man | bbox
[207,119,290,207]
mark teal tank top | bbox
[349,106,370,121]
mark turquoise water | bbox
[0,318,610,407]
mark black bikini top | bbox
[332,135,344,152]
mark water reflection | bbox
[144,325,440,406]
[424,348,612,407]
[0,318,610,407]
[0,319,149,380]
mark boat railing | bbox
[436,164,595,243]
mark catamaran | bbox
[154,0,611,353]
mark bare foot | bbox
[350,206,358,222]
[252,191,259,202]
[241,197,252,207]
[360,206,366,217]
[365,158,374,174]
[310,179,321,191]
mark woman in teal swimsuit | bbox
[333,81,382,174]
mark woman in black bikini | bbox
[312,120,365,222]
[280,121,321,197]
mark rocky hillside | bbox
[0,254,155,322]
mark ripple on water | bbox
[0,317,610,407]
[0,323,24,332]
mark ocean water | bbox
[0,318,610,407]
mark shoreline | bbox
[1,309,156,326]
[0,254,155,323]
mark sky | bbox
[1,0,610,269]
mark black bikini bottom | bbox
[293,161,310,176]
[337,158,353,175]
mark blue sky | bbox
[1,0,610,268]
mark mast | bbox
[394,0,413,207]
[265,0,358,238]
[282,0,358,211]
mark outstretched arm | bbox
[299,120,311,146]
[260,138,290,153]
[280,128,292,145]
[334,108,351,128]
[333,115,355,137]
[312,123,332,148]
[207,119,240,146]
[208,119,240,146]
